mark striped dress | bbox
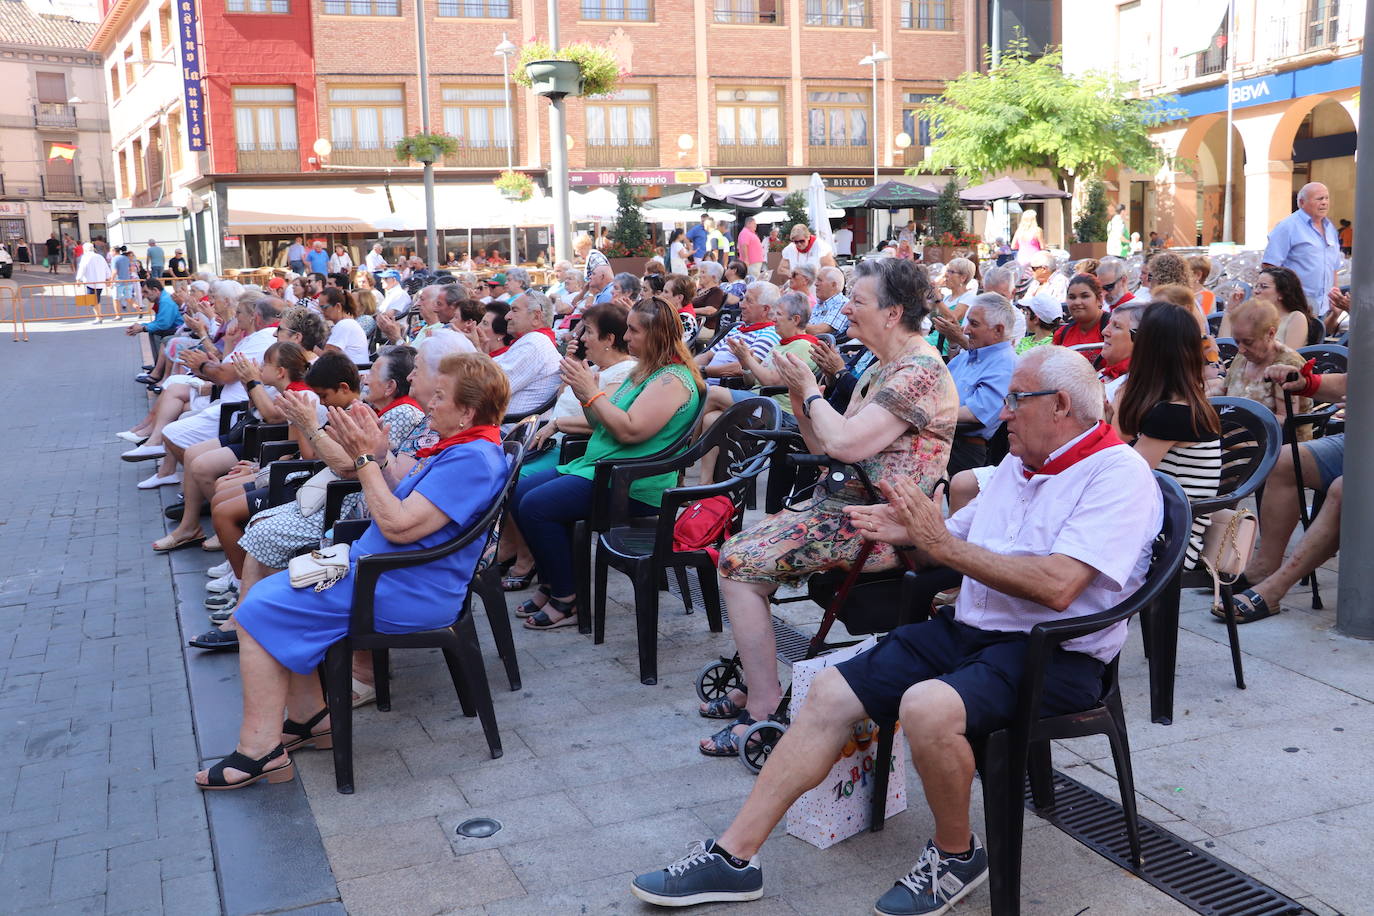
[1140,402,1223,570]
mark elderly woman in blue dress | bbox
[195,352,511,790]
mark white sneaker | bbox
[207,560,232,578]
[206,572,238,594]
[116,430,148,444]
[122,443,166,462]
[137,470,182,489]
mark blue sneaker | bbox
[630,840,764,907]
[874,836,988,916]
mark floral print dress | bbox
[718,339,957,586]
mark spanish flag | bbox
[48,143,77,160]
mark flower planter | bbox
[1067,242,1108,261]
[608,257,649,277]
[525,59,583,98]
[920,246,949,264]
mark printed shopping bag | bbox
[785,636,908,849]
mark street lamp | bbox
[495,34,518,262]
[858,44,890,188]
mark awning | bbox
[226,184,527,234]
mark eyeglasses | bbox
[1002,389,1058,412]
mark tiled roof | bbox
[0,0,99,51]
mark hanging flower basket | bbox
[513,41,622,98]
[494,170,534,202]
[394,131,458,164]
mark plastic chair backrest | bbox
[1297,344,1348,379]
[1213,337,1238,366]
[1197,397,1282,514]
[502,388,560,425]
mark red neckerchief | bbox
[1099,358,1130,381]
[285,381,312,392]
[413,425,501,459]
[489,344,510,357]
[522,327,556,344]
[740,321,776,333]
[379,395,422,416]
[780,333,821,346]
[792,236,815,253]
[679,304,696,316]
[1022,421,1124,480]
[262,323,280,330]
[1110,291,1135,309]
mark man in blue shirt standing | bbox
[111,245,139,317]
[1262,182,1342,330]
[286,236,306,274]
[146,238,166,277]
[946,293,1017,476]
[687,214,710,262]
[305,239,330,276]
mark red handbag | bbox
[672,495,736,564]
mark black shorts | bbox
[834,608,1106,736]
[243,484,272,514]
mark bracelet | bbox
[581,390,608,409]
[1300,372,1322,400]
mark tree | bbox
[930,179,965,238]
[609,176,651,254]
[783,192,810,232]
[1074,179,1108,243]
[912,38,1180,241]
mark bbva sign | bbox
[1230,80,1273,104]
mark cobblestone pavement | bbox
[0,329,217,914]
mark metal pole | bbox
[870,43,879,188]
[1335,0,1374,639]
[1221,0,1235,242]
[548,0,572,265]
[416,0,438,270]
[990,0,1001,69]
[501,33,518,263]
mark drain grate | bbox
[771,615,815,664]
[1029,770,1308,916]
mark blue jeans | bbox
[289,259,305,274]
[511,468,655,598]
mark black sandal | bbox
[699,712,757,758]
[523,595,578,629]
[281,708,332,752]
[515,585,553,618]
[700,694,746,720]
[1224,589,1280,625]
[197,745,294,791]
[501,567,538,591]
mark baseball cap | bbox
[1021,294,1062,324]
[492,272,507,284]
[379,268,402,280]
[267,277,286,290]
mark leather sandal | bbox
[515,585,553,618]
[699,712,757,758]
[1224,589,1281,625]
[197,745,294,790]
[523,595,577,629]
[700,694,746,720]
[501,567,538,591]
[281,709,332,752]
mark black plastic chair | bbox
[502,388,560,426]
[692,315,736,357]
[592,398,780,684]
[217,400,251,437]
[321,437,527,793]
[265,458,324,510]
[258,438,301,465]
[1206,312,1224,336]
[1283,344,1348,608]
[1158,398,1281,697]
[869,474,1192,916]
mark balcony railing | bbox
[34,102,78,129]
[330,142,404,167]
[586,139,659,169]
[808,143,871,167]
[803,5,870,27]
[713,1,781,24]
[899,14,953,29]
[716,140,786,167]
[236,146,300,173]
[1267,8,1355,61]
[41,174,82,198]
[443,144,513,168]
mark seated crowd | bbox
[119,229,1345,915]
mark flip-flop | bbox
[153,532,206,553]
[351,677,377,709]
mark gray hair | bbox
[819,265,845,288]
[589,264,614,288]
[440,284,467,308]
[747,280,782,307]
[251,295,283,324]
[790,264,817,285]
[506,267,530,291]
[776,291,812,325]
[968,293,1017,340]
[521,290,554,325]
[1297,182,1325,204]
[981,265,1016,298]
[209,278,244,302]
[945,257,975,279]
[189,279,210,295]
[1112,301,1146,329]
[417,330,471,372]
[1018,346,1104,424]
[698,260,724,281]
[1029,250,1056,270]
[612,272,640,298]
[1096,256,1128,286]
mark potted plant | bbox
[513,41,622,99]
[922,179,968,263]
[1069,179,1110,260]
[494,170,534,202]
[605,176,657,273]
[394,131,458,165]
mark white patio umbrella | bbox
[806,172,833,246]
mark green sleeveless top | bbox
[557,363,701,507]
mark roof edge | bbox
[87,0,137,54]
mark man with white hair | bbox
[808,266,849,337]
[945,293,1017,475]
[496,290,561,417]
[695,281,781,382]
[1024,251,1066,302]
[378,268,411,314]
[545,260,574,302]
[633,345,1162,914]
[1262,181,1342,326]
[1095,257,1134,309]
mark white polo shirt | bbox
[220,325,279,402]
[945,428,1162,662]
[327,317,370,363]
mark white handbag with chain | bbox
[288,544,350,591]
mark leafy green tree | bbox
[783,192,810,232]
[610,176,650,253]
[931,179,965,238]
[912,38,1180,238]
[1074,179,1109,243]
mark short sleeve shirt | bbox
[1262,210,1342,316]
[327,317,370,363]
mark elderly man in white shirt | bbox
[496,290,562,418]
[364,243,386,274]
[632,345,1162,915]
[378,268,411,314]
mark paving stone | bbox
[321,816,455,880]
[336,848,524,915]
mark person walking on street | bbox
[146,238,166,278]
[44,233,61,273]
[286,236,306,274]
[75,244,111,322]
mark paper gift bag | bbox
[785,636,908,849]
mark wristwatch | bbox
[354,453,377,471]
[802,393,824,418]
[245,380,261,392]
